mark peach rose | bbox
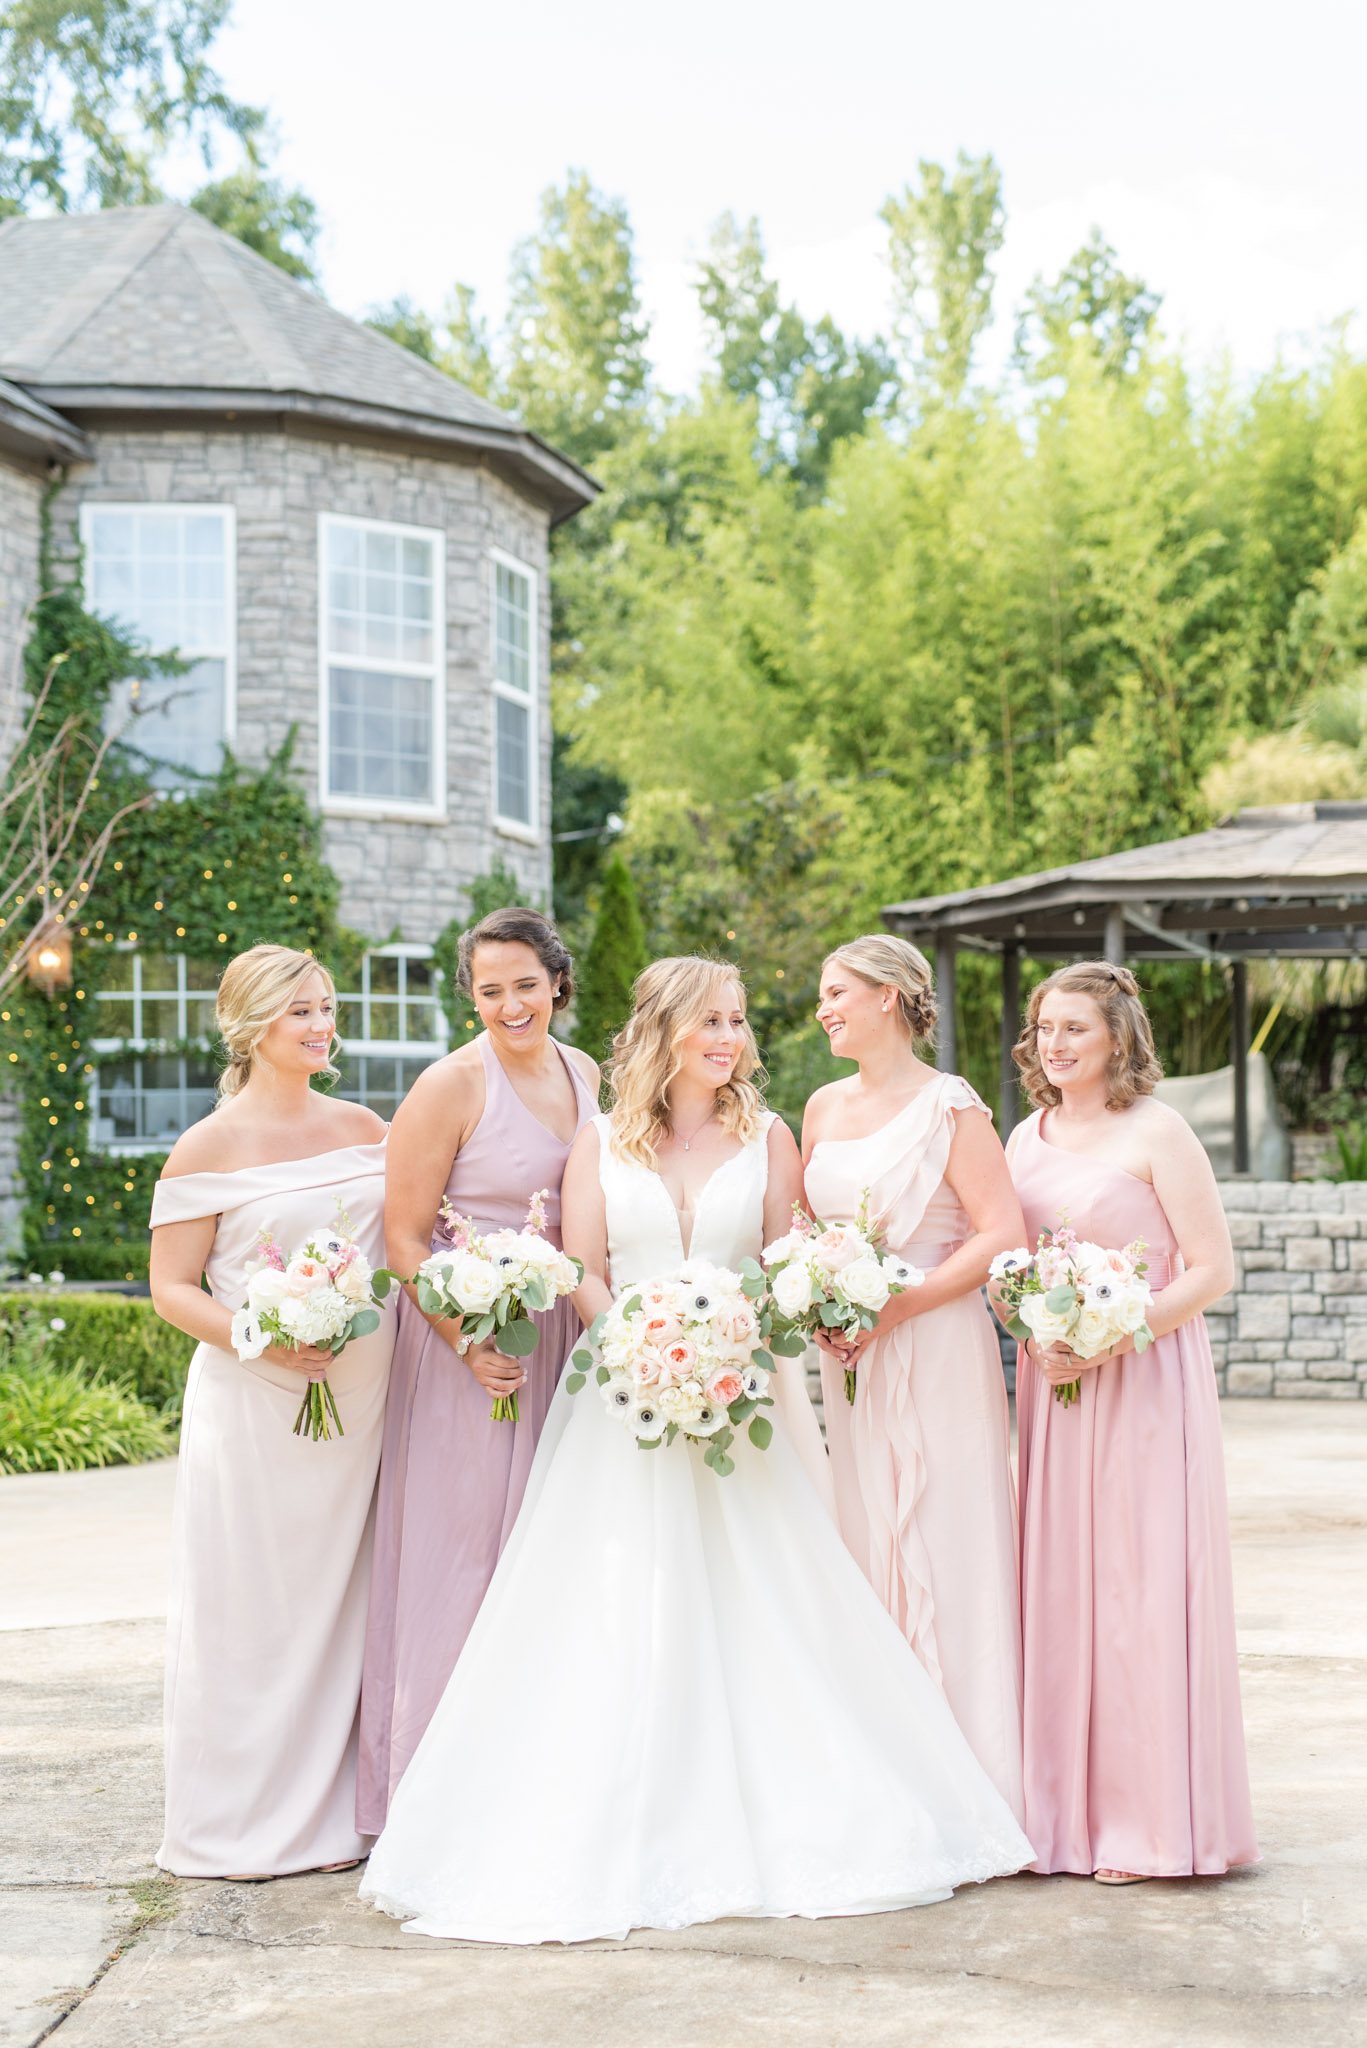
[643,1309,684,1348]
[284,1254,331,1295]
[661,1337,698,1381]
[705,1368,743,1408]
[811,1226,862,1274]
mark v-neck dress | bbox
[1011,1111,1257,1876]
[803,1074,1025,1826]
[355,1031,598,1833]
[149,1139,395,1876]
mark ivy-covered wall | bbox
[2,547,341,1280]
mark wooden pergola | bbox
[882,802,1367,1169]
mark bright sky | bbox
[212,0,1367,393]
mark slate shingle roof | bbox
[0,206,595,520]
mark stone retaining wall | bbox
[1210,1181,1367,1398]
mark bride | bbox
[360,957,1031,1943]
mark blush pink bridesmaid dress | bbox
[355,1031,597,1832]
[1011,1110,1258,1877]
[804,1073,1025,1824]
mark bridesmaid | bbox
[1006,961,1257,1883]
[802,934,1027,1822]
[356,907,599,1832]
[148,945,395,1878]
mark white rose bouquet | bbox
[229,1205,392,1441]
[990,1221,1155,1405]
[565,1259,778,1477]
[412,1189,582,1422]
[760,1195,923,1404]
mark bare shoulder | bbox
[802,1076,855,1136]
[319,1096,387,1144]
[566,1118,604,1170]
[159,1111,235,1179]
[391,1043,482,1122]
[766,1113,802,1165]
[1132,1095,1210,1165]
[561,1043,601,1091]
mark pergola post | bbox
[935,932,957,1075]
[1000,944,1021,1135]
[1231,958,1250,1175]
[1104,902,1126,966]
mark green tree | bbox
[881,152,1005,403]
[575,852,647,1059]
[1014,229,1160,380]
[190,164,319,282]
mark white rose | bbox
[762,1230,806,1267]
[230,1306,268,1361]
[771,1262,814,1318]
[247,1265,291,1310]
[336,1262,372,1304]
[1114,1288,1150,1334]
[448,1254,501,1315]
[1070,1306,1114,1358]
[517,1234,561,1270]
[839,1257,891,1312]
[659,1383,702,1422]
[1019,1294,1076,1347]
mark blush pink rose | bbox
[632,1349,665,1388]
[662,1338,698,1380]
[811,1226,862,1273]
[643,1309,684,1347]
[713,1303,757,1350]
[705,1368,743,1408]
[284,1255,331,1295]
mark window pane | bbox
[369,957,400,994]
[494,561,531,696]
[107,657,226,782]
[142,997,180,1041]
[369,1000,400,1040]
[496,693,531,825]
[89,508,228,654]
[97,951,137,992]
[185,959,220,991]
[325,523,435,673]
[328,667,432,803]
[140,952,179,991]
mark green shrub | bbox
[0,1310,175,1474]
[0,1292,193,1415]
[575,854,648,1060]
[1331,1123,1367,1181]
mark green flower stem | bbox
[489,1391,521,1423]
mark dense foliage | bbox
[574,853,647,1061]
[0,1303,175,1472]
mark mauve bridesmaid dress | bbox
[1012,1110,1258,1876]
[355,1031,597,1832]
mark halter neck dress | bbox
[359,1114,1031,1943]
[149,1139,395,1877]
[355,1030,598,1833]
[1011,1111,1257,1876]
[804,1073,1025,1824]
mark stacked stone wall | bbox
[1210,1182,1367,1398]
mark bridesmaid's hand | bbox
[461,1338,526,1399]
[264,1341,335,1378]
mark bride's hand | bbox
[461,1337,526,1398]
[264,1341,335,1377]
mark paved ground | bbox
[1,1404,1365,2047]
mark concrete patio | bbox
[2,1402,1364,2047]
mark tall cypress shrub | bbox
[575,854,648,1059]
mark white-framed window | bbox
[333,944,448,1118]
[88,948,221,1153]
[82,503,236,783]
[319,514,446,818]
[491,549,538,839]
[86,944,450,1154]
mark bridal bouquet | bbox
[230,1207,390,1441]
[761,1197,923,1404]
[413,1189,582,1421]
[566,1260,777,1477]
[991,1223,1154,1405]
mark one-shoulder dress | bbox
[355,1030,598,1831]
[1011,1111,1258,1876]
[804,1073,1025,1823]
[360,1114,1032,1944]
[149,1141,395,1877]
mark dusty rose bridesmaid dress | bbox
[804,1073,1025,1823]
[150,1140,395,1876]
[355,1031,597,1832]
[1012,1110,1258,1876]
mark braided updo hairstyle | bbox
[215,945,338,1100]
[823,934,938,1046]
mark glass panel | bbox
[369,957,400,995]
[334,999,363,1041]
[496,693,531,824]
[333,1051,439,1119]
[368,1001,401,1040]
[328,667,431,803]
[94,997,135,1037]
[98,1060,140,1141]
[140,951,180,991]
[142,997,180,1041]
[89,508,228,652]
[185,959,220,990]
[494,561,531,696]
[325,522,434,670]
[97,950,137,992]
[107,657,226,782]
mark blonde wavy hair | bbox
[823,933,938,1044]
[606,956,765,1168]
[215,945,339,1100]
[1012,960,1164,1112]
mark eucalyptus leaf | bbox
[748,1415,773,1450]
[564,1371,586,1394]
[347,1308,379,1339]
[1044,1284,1078,1315]
[596,1364,611,1385]
[495,1317,541,1357]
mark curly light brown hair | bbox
[606,956,765,1168]
[1013,960,1164,1111]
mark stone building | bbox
[0,204,594,1188]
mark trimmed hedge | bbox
[1,1292,193,1416]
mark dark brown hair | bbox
[457,906,573,1011]
[1012,960,1164,1111]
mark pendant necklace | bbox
[678,1105,718,1153]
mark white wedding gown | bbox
[360,1115,1032,1942]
